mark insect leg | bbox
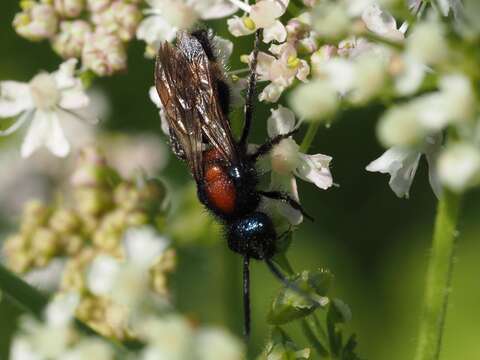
[240,29,261,149]
[249,128,299,161]
[259,190,314,221]
[243,255,251,339]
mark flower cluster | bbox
[3,146,173,339]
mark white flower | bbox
[438,142,480,192]
[82,31,127,76]
[52,20,92,59]
[0,59,96,158]
[366,134,442,198]
[13,3,58,42]
[10,338,42,360]
[87,226,169,307]
[263,106,333,224]
[256,43,310,102]
[227,0,288,43]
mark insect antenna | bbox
[243,255,251,339]
[240,29,261,149]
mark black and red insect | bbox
[155,29,311,337]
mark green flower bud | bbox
[20,200,51,236]
[261,327,310,360]
[49,209,80,235]
[75,188,113,216]
[268,270,330,325]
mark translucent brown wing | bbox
[155,32,238,180]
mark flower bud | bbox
[92,1,142,42]
[86,0,110,13]
[289,80,338,122]
[49,209,80,235]
[377,105,426,147]
[82,31,127,76]
[54,0,84,18]
[13,3,58,41]
[52,20,92,59]
[407,20,448,66]
[20,200,51,236]
[262,327,311,360]
[438,143,480,192]
[268,270,330,325]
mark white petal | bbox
[87,255,121,296]
[320,58,355,94]
[124,226,169,267]
[269,174,303,225]
[59,87,90,110]
[0,81,33,117]
[295,153,333,190]
[213,36,234,63]
[250,0,284,28]
[227,16,255,37]
[394,56,426,96]
[21,111,51,158]
[362,4,403,40]
[46,113,70,157]
[256,52,276,81]
[10,338,42,360]
[54,59,78,89]
[149,86,162,108]
[424,134,443,198]
[366,146,421,198]
[267,105,296,137]
[296,60,310,82]
[137,16,177,45]
[0,110,32,136]
[263,20,287,43]
[24,259,65,293]
[199,1,238,19]
[258,83,284,103]
[45,292,80,327]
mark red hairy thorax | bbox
[203,148,236,214]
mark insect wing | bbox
[176,32,239,166]
[155,41,204,180]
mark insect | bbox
[155,29,312,337]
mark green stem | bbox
[0,263,47,317]
[300,122,321,153]
[0,264,140,354]
[414,190,462,360]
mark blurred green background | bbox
[1,2,480,359]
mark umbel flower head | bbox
[0,59,97,158]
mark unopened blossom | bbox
[406,19,449,66]
[54,0,85,18]
[313,2,350,40]
[82,31,127,76]
[289,80,338,122]
[366,134,442,198]
[264,106,333,224]
[227,0,288,43]
[438,142,480,192]
[361,3,404,41]
[92,1,142,42]
[256,43,310,102]
[86,0,111,13]
[13,3,58,41]
[0,59,96,158]
[52,20,92,59]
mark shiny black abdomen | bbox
[227,212,276,260]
